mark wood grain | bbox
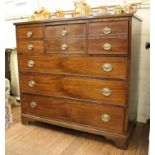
[16,26,43,38]
[17,40,44,53]
[21,94,125,133]
[88,37,128,55]
[6,106,149,155]
[15,15,142,149]
[123,17,142,133]
[20,74,128,106]
[88,20,128,35]
[5,107,149,155]
[45,38,86,54]
[18,55,128,79]
[45,23,86,37]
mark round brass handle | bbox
[102,63,113,72]
[103,27,111,34]
[103,43,112,51]
[30,101,37,109]
[101,114,110,122]
[27,60,35,68]
[28,80,36,87]
[61,44,68,50]
[61,30,68,36]
[101,87,112,96]
[27,44,33,51]
[27,31,33,38]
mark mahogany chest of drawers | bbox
[14,14,141,149]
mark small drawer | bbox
[21,94,125,133]
[17,26,43,38]
[88,21,128,36]
[18,55,128,80]
[45,24,86,37]
[45,38,86,54]
[20,74,128,106]
[88,38,128,55]
[17,40,44,53]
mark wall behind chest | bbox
[135,0,150,122]
[4,0,150,123]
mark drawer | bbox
[88,21,128,36]
[88,38,128,55]
[45,24,86,37]
[20,74,128,106]
[17,40,44,53]
[45,38,86,54]
[21,94,125,133]
[19,55,128,80]
[17,26,43,38]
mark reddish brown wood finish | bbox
[17,26,43,38]
[88,20,128,35]
[15,14,141,149]
[17,40,44,53]
[21,94,125,133]
[20,74,128,106]
[45,24,86,37]
[88,37,128,55]
[18,55,128,79]
[45,38,86,54]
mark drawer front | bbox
[22,94,125,133]
[17,26,43,38]
[45,24,86,37]
[19,55,128,80]
[20,74,128,106]
[45,38,86,54]
[17,40,44,53]
[89,21,128,35]
[88,38,128,55]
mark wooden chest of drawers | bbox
[14,14,141,149]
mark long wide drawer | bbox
[21,94,125,133]
[19,55,128,79]
[20,74,128,106]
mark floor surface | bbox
[6,106,149,155]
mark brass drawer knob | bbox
[28,80,36,87]
[102,63,113,72]
[61,44,68,50]
[101,114,110,122]
[30,101,37,109]
[103,27,111,34]
[27,31,33,38]
[27,60,35,68]
[27,44,34,51]
[101,87,112,96]
[103,43,112,51]
[61,30,68,36]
